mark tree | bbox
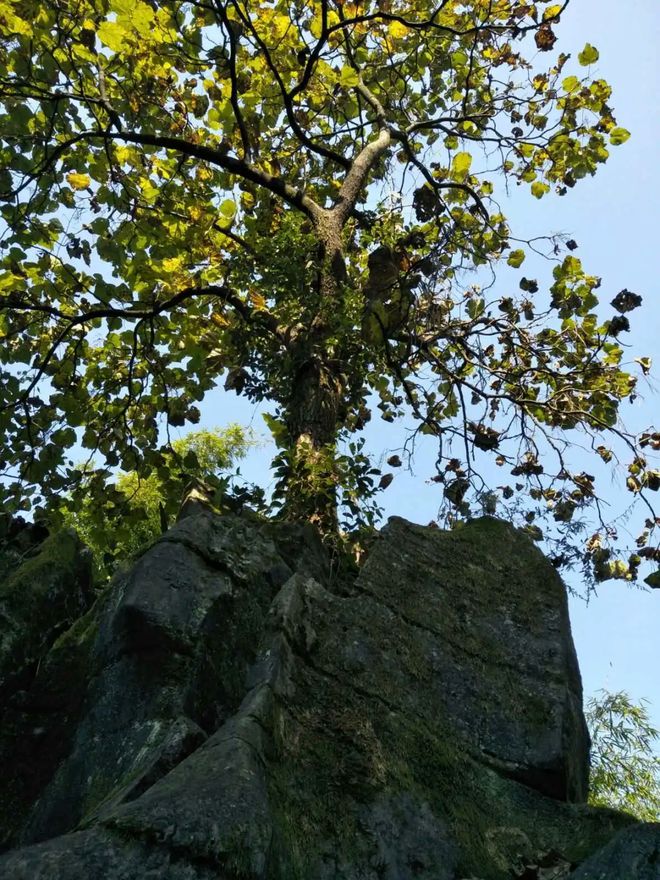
[0,0,658,572]
[58,424,256,579]
[587,690,660,822]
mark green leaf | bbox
[97,21,128,51]
[562,75,580,93]
[451,152,472,178]
[609,127,631,145]
[644,570,660,589]
[0,0,648,558]
[339,66,359,89]
[112,0,155,29]
[531,181,550,199]
[51,427,77,447]
[219,199,236,220]
[450,50,468,69]
[578,43,599,66]
[467,297,485,319]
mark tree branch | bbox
[8,127,323,221]
[334,128,391,225]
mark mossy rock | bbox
[0,529,93,702]
[0,589,105,850]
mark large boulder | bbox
[354,516,590,802]
[0,513,305,848]
[0,512,645,879]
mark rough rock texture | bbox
[0,511,648,879]
[570,823,660,879]
[0,520,92,702]
[342,516,590,802]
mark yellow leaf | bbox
[210,312,230,328]
[162,256,183,272]
[114,146,132,164]
[389,20,408,39]
[531,181,550,199]
[250,291,267,310]
[66,172,91,190]
[543,4,563,21]
[451,152,472,178]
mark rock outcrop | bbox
[0,517,92,703]
[0,512,649,878]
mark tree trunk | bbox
[283,355,343,534]
[281,218,347,535]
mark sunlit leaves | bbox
[0,0,33,37]
[609,126,631,145]
[562,75,581,94]
[66,172,91,190]
[543,4,563,21]
[451,152,472,180]
[58,425,255,579]
[587,691,660,822]
[507,249,526,268]
[339,66,360,89]
[530,181,550,199]
[219,199,237,222]
[97,21,127,52]
[112,0,155,28]
[0,0,653,577]
[578,43,600,66]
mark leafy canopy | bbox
[58,424,256,580]
[587,690,660,822]
[0,0,658,575]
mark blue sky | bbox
[193,0,660,728]
[526,0,660,727]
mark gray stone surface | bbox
[1,513,288,848]
[570,823,660,879]
[352,516,590,802]
[0,511,646,879]
[0,828,220,880]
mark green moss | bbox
[46,589,106,675]
[265,679,388,877]
[379,707,633,878]
[260,654,632,880]
[0,529,82,602]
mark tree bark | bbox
[284,358,342,533]
[281,215,348,534]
